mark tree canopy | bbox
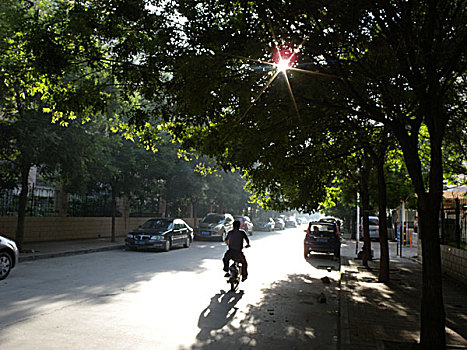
[1,1,466,348]
[157,2,466,348]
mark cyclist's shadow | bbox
[196,289,244,342]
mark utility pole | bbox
[356,192,360,255]
[400,200,405,257]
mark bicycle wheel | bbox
[230,278,239,292]
[229,269,239,291]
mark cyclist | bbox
[223,220,250,281]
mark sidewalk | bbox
[19,238,125,262]
[340,254,467,349]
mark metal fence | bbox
[67,193,114,217]
[0,187,55,217]
[1,189,173,218]
[0,189,115,217]
[441,198,467,248]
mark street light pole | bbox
[356,192,360,255]
[400,200,405,257]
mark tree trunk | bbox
[394,114,446,348]
[111,187,116,243]
[419,127,445,349]
[418,193,445,349]
[192,200,198,227]
[15,164,31,251]
[359,163,371,267]
[376,156,390,283]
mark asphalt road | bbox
[0,226,341,350]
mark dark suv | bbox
[304,221,341,258]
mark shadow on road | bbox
[185,273,339,350]
[305,253,340,271]
[196,290,244,343]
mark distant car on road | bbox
[234,215,254,235]
[320,216,343,234]
[125,218,193,252]
[359,216,379,241]
[304,221,341,258]
[0,235,19,280]
[274,218,285,230]
[254,218,275,232]
[194,213,234,241]
[296,217,307,225]
[285,217,298,228]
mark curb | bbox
[19,244,125,262]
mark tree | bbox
[0,0,113,248]
[155,2,466,348]
[2,1,464,346]
[1,0,172,246]
[0,112,69,250]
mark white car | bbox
[359,216,380,241]
[0,235,19,280]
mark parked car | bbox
[296,217,307,225]
[234,215,254,235]
[0,235,19,280]
[194,213,234,241]
[359,216,379,241]
[304,221,341,258]
[125,218,193,252]
[254,218,275,232]
[274,218,285,230]
[285,217,298,228]
[320,216,343,234]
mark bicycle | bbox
[227,258,243,292]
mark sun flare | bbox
[276,58,290,73]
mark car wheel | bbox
[183,237,190,248]
[163,240,171,252]
[0,252,13,280]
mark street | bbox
[0,226,341,350]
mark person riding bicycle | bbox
[223,220,250,281]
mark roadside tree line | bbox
[1,1,466,348]
[0,109,252,246]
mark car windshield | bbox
[309,224,335,233]
[141,219,172,230]
[202,214,224,224]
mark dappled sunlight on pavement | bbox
[339,244,467,350]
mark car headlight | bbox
[150,235,165,241]
[127,234,134,239]
[214,224,223,230]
